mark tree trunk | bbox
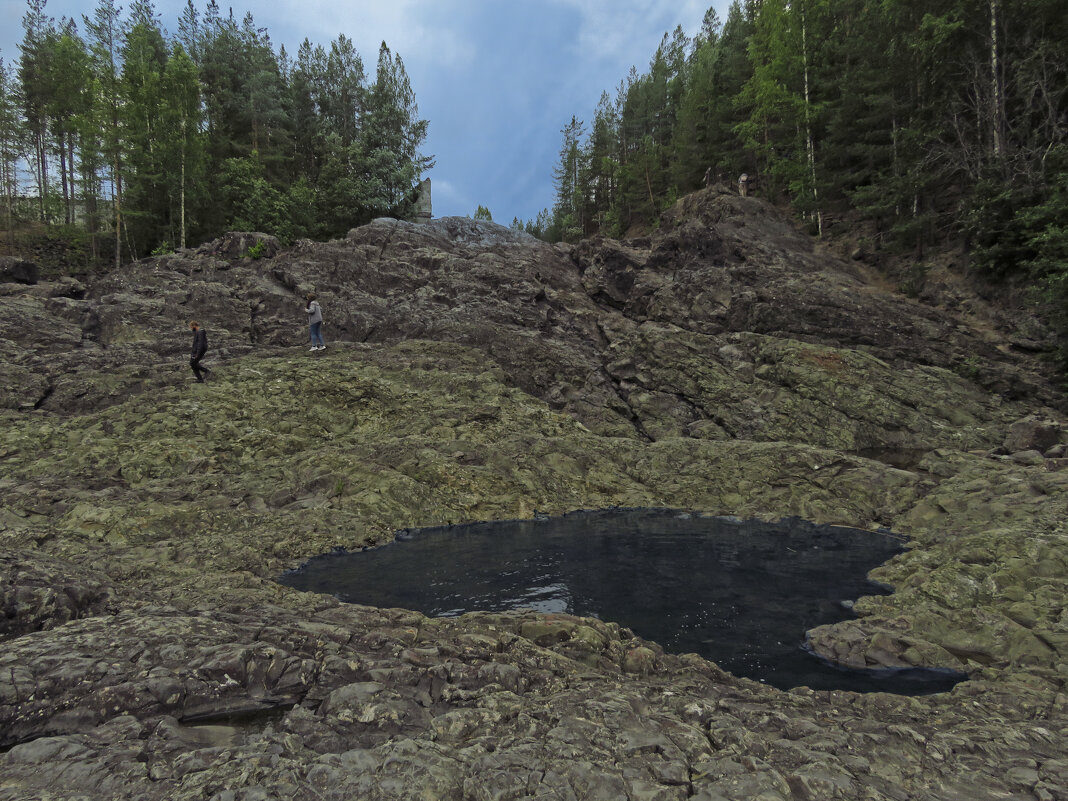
[180,119,187,249]
[35,125,48,223]
[59,133,70,225]
[114,156,122,269]
[3,157,12,248]
[989,0,1005,168]
[68,135,76,227]
[800,0,822,238]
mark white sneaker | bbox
[317,345,326,350]
[309,346,318,351]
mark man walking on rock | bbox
[189,320,212,382]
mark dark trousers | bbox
[190,356,211,382]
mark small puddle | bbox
[280,509,965,694]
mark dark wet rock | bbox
[0,275,84,299]
[0,255,39,285]
[2,189,1068,800]
[1003,412,1066,453]
[0,550,117,640]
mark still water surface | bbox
[280,509,964,694]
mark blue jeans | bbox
[309,321,324,347]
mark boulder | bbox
[1003,413,1065,453]
[0,256,39,285]
[194,231,282,261]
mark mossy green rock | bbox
[3,194,1068,800]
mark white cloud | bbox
[265,0,474,70]
[426,178,469,216]
[550,0,709,62]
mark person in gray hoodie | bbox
[306,294,325,351]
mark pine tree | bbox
[18,0,55,223]
[176,0,200,64]
[3,0,436,257]
[709,1,756,179]
[585,91,620,233]
[289,39,325,183]
[240,13,289,173]
[549,115,585,242]
[161,44,203,249]
[121,0,169,253]
[321,35,364,148]
[736,0,804,199]
[671,9,721,192]
[0,59,24,244]
[356,42,433,221]
[83,0,126,267]
[314,131,359,237]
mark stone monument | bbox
[414,178,432,223]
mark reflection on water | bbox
[280,509,965,694]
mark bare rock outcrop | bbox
[2,189,1068,800]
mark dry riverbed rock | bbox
[2,187,1068,800]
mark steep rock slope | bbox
[2,187,1068,800]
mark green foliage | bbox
[509,208,550,240]
[220,153,291,241]
[965,151,1068,289]
[528,0,1067,363]
[2,1,433,260]
[473,205,493,221]
[549,116,586,241]
[313,133,362,237]
[286,177,316,240]
[243,240,267,259]
[354,42,434,222]
[0,58,24,233]
[964,147,1068,358]
[899,262,930,299]
[954,354,984,381]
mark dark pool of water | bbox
[280,509,965,694]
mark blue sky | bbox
[1,0,729,224]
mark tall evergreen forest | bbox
[529,0,1067,345]
[0,0,434,266]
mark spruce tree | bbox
[18,0,54,223]
[549,115,585,242]
[83,0,125,266]
[44,26,92,227]
[0,59,23,244]
[356,42,432,222]
[161,44,203,249]
[121,1,169,253]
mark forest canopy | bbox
[528,0,1067,328]
[0,0,434,265]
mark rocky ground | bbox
[2,186,1068,800]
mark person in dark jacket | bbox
[189,321,212,382]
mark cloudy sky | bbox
[1,0,729,224]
